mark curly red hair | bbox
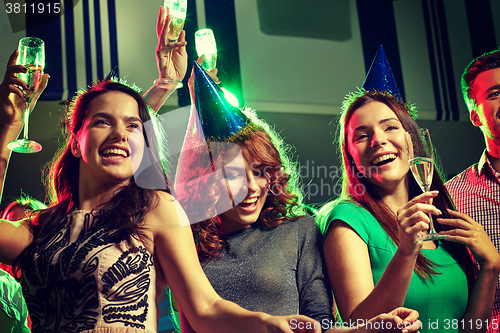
[176,129,302,261]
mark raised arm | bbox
[143,6,187,112]
[0,50,48,263]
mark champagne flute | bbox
[408,128,448,241]
[156,0,187,87]
[164,0,187,43]
[195,29,217,71]
[8,37,44,153]
[194,29,238,106]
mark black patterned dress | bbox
[20,210,157,333]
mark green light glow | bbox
[221,87,240,108]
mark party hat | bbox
[362,45,402,100]
[174,61,257,224]
[192,61,255,142]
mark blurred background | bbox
[0,0,498,210]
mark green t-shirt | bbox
[322,201,468,333]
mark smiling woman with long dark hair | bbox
[317,49,500,333]
[0,47,326,333]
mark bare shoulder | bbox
[145,191,190,232]
[0,218,32,264]
[324,220,365,250]
[330,220,357,236]
[0,218,31,241]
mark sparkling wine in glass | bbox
[195,29,217,71]
[164,0,187,43]
[409,128,448,241]
[7,37,44,153]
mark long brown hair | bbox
[318,90,477,286]
[176,111,304,261]
[15,79,171,271]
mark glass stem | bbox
[23,100,30,140]
[425,185,437,235]
[427,212,437,235]
[166,53,172,80]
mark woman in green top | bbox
[317,89,500,333]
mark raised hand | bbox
[187,55,219,103]
[156,6,187,83]
[396,191,442,255]
[0,50,49,131]
[143,6,188,111]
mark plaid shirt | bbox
[446,150,500,332]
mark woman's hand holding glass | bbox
[396,191,442,255]
[0,50,49,138]
[155,6,187,88]
[7,37,48,153]
[408,128,448,241]
[143,6,187,112]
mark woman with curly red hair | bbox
[175,109,334,332]
[172,62,420,333]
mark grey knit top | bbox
[180,215,335,332]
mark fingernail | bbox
[436,210,442,215]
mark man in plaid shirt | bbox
[446,49,500,333]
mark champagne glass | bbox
[164,0,187,43]
[408,128,448,241]
[194,29,238,106]
[156,0,187,87]
[195,29,217,71]
[8,37,44,153]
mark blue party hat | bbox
[193,61,255,142]
[362,45,402,100]
[174,62,256,223]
